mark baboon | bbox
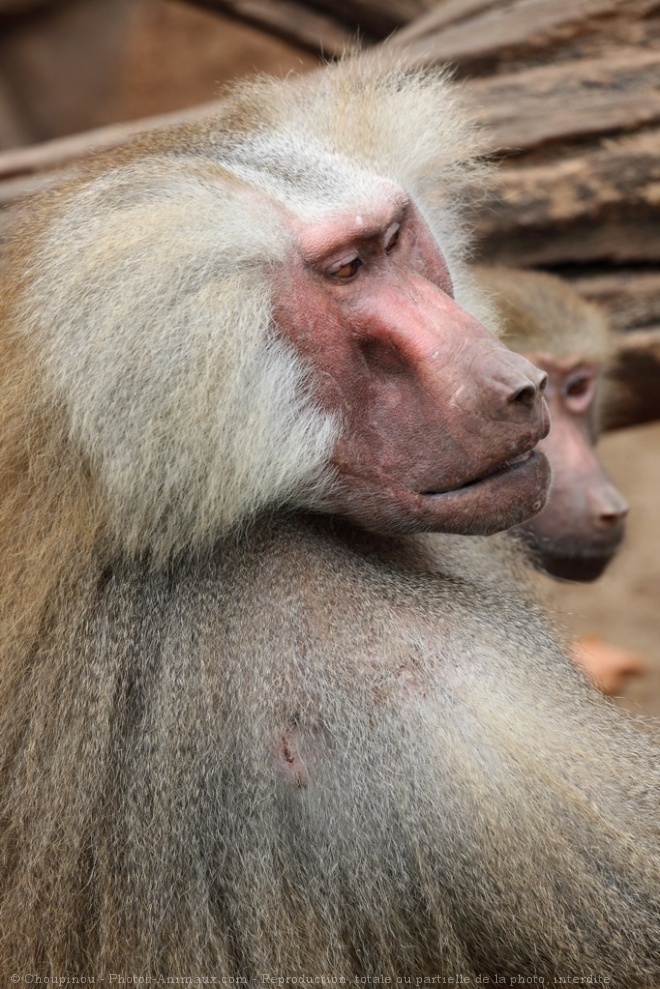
[1,58,660,983]
[471,268,643,693]
[472,266,629,582]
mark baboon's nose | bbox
[510,369,548,408]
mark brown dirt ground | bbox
[537,420,660,716]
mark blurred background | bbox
[0,0,321,148]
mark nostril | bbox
[594,488,629,529]
[509,370,547,408]
[599,506,629,526]
[510,382,538,408]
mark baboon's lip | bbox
[421,448,536,497]
[539,546,619,583]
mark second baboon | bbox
[472,266,645,693]
[473,266,629,581]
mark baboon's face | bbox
[518,355,628,580]
[274,191,550,536]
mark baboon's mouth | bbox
[421,449,536,497]
[541,549,615,583]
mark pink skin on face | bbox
[274,191,551,536]
[517,354,628,581]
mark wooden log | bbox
[389,0,499,36]
[180,0,432,41]
[570,272,660,333]
[477,213,660,269]
[0,74,31,148]
[298,0,433,36]
[175,1,354,56]
[606,327,660,430]
[388,0,658,74]
[473,128,660,266]
[0,0,62,15]
[468,50,660,154]
[0,99,221,184]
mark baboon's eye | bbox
[564,371,595,413]
[565,375,591,398]
[385,223,400,254]
[329,255,363,281]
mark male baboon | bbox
[1,58,660,983]
[473,266,629,582]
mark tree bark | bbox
[472,128,660,266]
[607,328,660,430]
[175,0,354,55]
[571,272,660,333]
[388,0,660,75]
[467,50,660,154]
